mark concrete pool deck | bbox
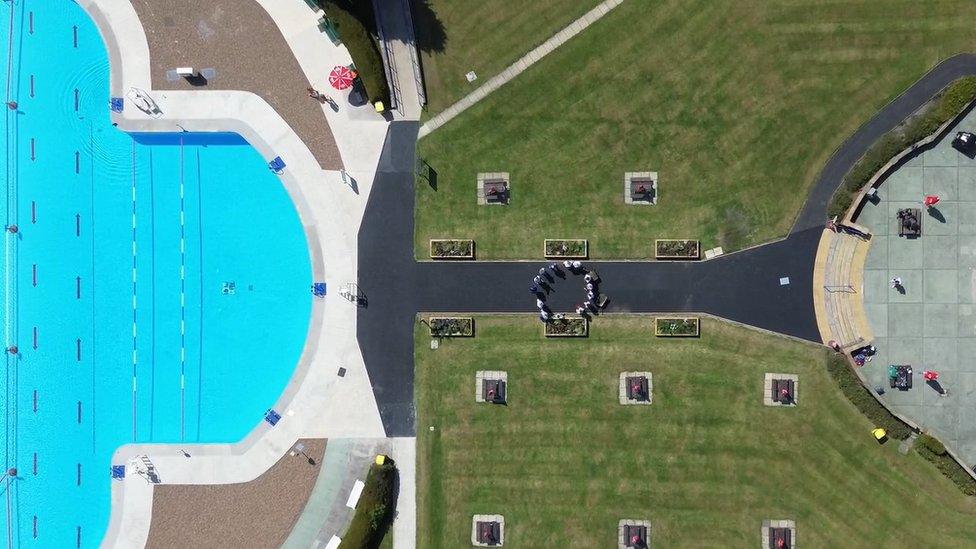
[73,0,419,547]
[856,104,976,470]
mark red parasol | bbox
[924,195,940,207]
[329,66,357,90]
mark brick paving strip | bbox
[130,0,343,170]
[146,439,326,549]
[417,0,626,139]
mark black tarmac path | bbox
[359,55,976,436]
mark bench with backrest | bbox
[768,527,791,548]
[482,379,507,404]
[771,379,795,403]
[626,376,649,401]
[477,521,502,545]
[483,180,509,203]
[624,524,649,548]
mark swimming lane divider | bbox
[76,338,81,362]
[30,201,35,223]
[75,151,79,174]
[31,517,36,539]
[75,213,80,236]
[73,89,78,111]
[30,138,34,160]
[76,401,81,424]
[32,390,36,412]
[32,453,36,475]
[29,75,33,98]
[76,526,81,548]
[28,12,33,35]
[75,276,81,299]
[72,26,77,48]
[31,326,36,349]
[31,264,35,286]
[76,463,81,486]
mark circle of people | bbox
[529,260,602,322]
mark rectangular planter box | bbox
[430,239,474,260]
[654,317,700,337]
[544,239,588,259]
[428,317,474,337]
[655,239,700,260]
[544,317,589,337]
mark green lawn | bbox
[414,0,602,116]
[416,0,976,259]
[416,316,976,547]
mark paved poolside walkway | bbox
[417,0,626,138]
[856,104,976,468]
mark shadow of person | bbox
[927,206,946,223]
[926,379,947,395]
[896,284,906,295]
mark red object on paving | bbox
[328,66,356,90]
[923,370,939,381]
[924,195,940,207]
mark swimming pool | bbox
[1,1,313,547]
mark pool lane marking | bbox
[179,138,186,441]
[131,140,137,440]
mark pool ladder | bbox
[134,455,160,484]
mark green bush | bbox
[339,458,399,549]
[919,433,947,456]
[827,76,976,218]
[319,0,390,105]
[916,444,976,496]
[825,353,912,440]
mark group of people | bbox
[529,260,604,322]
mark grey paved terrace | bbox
[856,104,976,468]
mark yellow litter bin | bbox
[872,428,887,441]
[374,100,385,113]
[375,454,386,465]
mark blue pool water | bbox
[1,1,313,547]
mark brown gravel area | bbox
[146,439,326,549]
[130,0,342,170]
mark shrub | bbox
[915,444,976,496]
[827,76,976,218]
[919,433,947,456]
[825,353,912,440]
[655,317,700,337]
[339,458,399,549]
[430,239,474,258]
[544,317,588,336]
[428,317,474,337]
[319,0,390,105]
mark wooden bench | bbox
[476,521,502,545]
[768,527,791,549]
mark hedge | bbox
[827,76,976,219]
[915,443,976,496]
[319,0,390,105]
[338,458,399,549]
[825,353,912,440]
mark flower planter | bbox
[544,239,588,259]
[429,239,474,260]
[428,317,474,337]
[654,317,700,337]
[544,317,589,337]
[655,239,700,260]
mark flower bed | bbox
[429,239,474,259]
[428,317,474,337]
[655,239,700,260]
[654,317,700,337]
[544,317,588,337]
[544,239,588,259]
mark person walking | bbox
[563,260,572,269]
[529,284,539,295]
[890,276,903,289]
[571,260,583,271]
[548,263,560,275]
[575,304,585,315]
[537,298,546,309]
[533,275,543,285]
